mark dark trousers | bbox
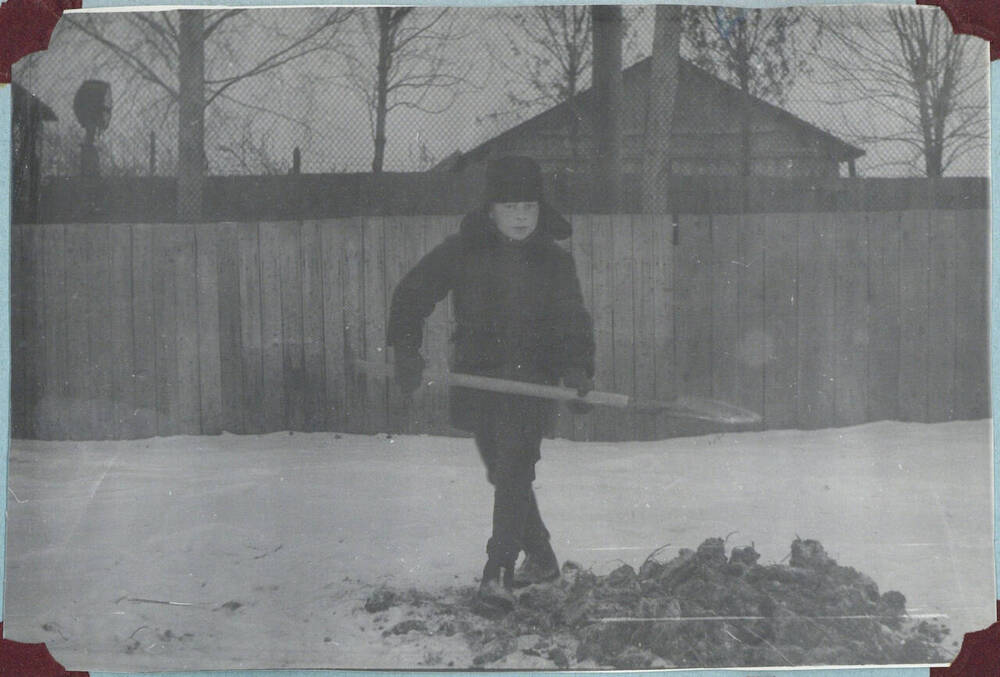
[474,397,551,568]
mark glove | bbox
[394,346,425,396]
[563,367,594,414]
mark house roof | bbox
[437,57,864,171]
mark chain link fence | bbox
[12,4,990,192]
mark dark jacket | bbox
[387,205,595,432]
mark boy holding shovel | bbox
[386,155,595,612]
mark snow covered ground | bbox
[3,420,995,672]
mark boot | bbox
[476,560,515,613]
[513,541,560,588]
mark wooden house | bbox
[435,57,865,179]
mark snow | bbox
[3,420,995,672]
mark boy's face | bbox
[490,201,540,241]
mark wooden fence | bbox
[11,209,989,441]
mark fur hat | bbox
[483,155,544,204]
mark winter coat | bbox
[386,204,595,433]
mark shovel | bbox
[355,360,761,425]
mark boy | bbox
[386,155,595,612]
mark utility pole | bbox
[591,5,623,213]
[642,5,682,214]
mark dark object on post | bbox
[73,79,111,176]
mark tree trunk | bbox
[642,4,682,213]
[736,17,753,179]
[926,142,943,177]
[591,5,623,212]
[739,90,752,178]
[567,71,580,164]
[178,10,205,221]
[372,9,393,174]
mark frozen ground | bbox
[2,420,995,672]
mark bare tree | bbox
[811,6,987,177]
[338,8,469,173]
[483,6,649,161]
[65,9,353,116]
[489,6,592,160]
[682,6,807,176]
[63,8,352,192]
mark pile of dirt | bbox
[362,537,950,669]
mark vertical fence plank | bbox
[89,224,115,439]
[64,224,94,438]
[39,225,68,439]
[25,225,48,438]
[632,215,658,441]
[552,227,579,442]
[109,224,135,439]
[196,224,223,435]
[382,217,405,433]
[279,222,306,431]
[797,212,835,428]
[898,209,930,421]
[653,215,676,439]
[673,213,714,437]
[834,211,869,426]
[152,225,180,436]
[259,222,286,431]
[953,209,989,419]
[26,225,48,438]
[10,225,32,438]
[405,215,436,432]
[866,211,901,422]
[926,208,957,421]
[763,213,798,428]
[569,215,596,441]
[611,214,636,440]
[363,216,389,433]
[321,220,347,431]
[591,214,616,440]
[301,220,328,431]
[131,224,158,438]
[238,222,265,433]
[424,217,455,435]
[175,225,201,434]
[383,217,414,434]
[738,213,765,425]
[216,223,245,433]
[15,226,36,437]
[10,224,24,436]
[552,213,577,447]
[342,217,366,433]
[711,213,740,415]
